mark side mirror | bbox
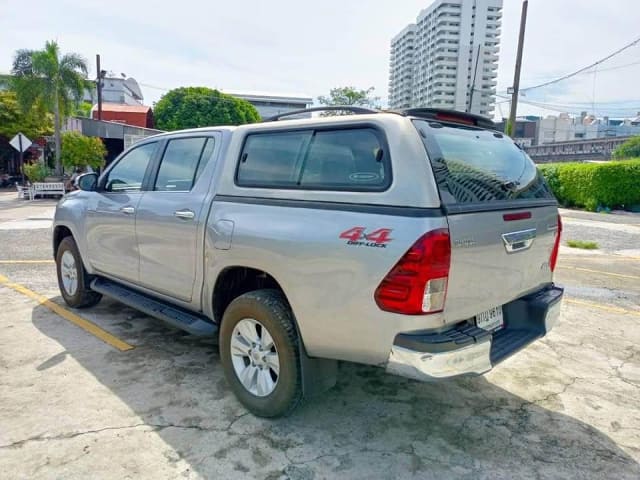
[76,172,98,191]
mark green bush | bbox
[566,240,598,250]
[612,136,640,159]
[23,162,52,182]
[60,131,106,170]
[538,159,640,211]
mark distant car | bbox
[52,106,563,417]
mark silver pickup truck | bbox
[53,107,563,417]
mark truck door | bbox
[135,135,218,303]
[85,141,158,283]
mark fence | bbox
[525,136,633,163]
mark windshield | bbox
[413,120,554,205]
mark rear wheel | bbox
[55,236,102,308]
[220,289,302,417]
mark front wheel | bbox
[219,289,302,418]
[55,236,102,308]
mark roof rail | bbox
[263,105,380,122]
[263,105,497,129]
[391,108,496,129]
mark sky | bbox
[2,0,640,119]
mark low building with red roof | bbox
[91,103,154,129]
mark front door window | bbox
[105,142,157,192]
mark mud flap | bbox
[299,342,338,399]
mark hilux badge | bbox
[453,238,476,248]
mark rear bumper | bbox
[386,284,563,381]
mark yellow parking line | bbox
[0,274,134,352]
[565,298,640,317]
[559,265,640,281]
[0,259,55,264]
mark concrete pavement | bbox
[0,192,638,479]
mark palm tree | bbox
[11,41,88,175]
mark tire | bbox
[55,236,102,308]
[220,289,302,418]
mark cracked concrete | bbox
[0,193,639,479]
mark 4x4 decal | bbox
[339,227,393,248]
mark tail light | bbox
[374,229,451,315]
[550,214,562,272]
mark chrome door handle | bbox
[120,206,135,214]
[174,209,195,220]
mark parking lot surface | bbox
[0,192,638,479]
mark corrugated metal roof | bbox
[66,117,163,139]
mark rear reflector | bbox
[503,211,532,221]
[550,214,562,272]
[375,229,451,315]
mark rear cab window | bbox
[236,127,390,191]
[413,119,555,207]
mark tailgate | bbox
[411,118,561,323]
[445,205,558,321]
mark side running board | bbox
[91,277,217,337]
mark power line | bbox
[138,82,170,91]
[542,98,640,106]
[523,99,640,111]
[496,92,640,108]
[508,58,640,94]
[592,58,640,73]
[495,93,640,116]
[520,35,640,93]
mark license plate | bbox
[475,307,504,331]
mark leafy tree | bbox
[74,102,93,118]
[612,136,640,159]
[11,41,89,175]
[0,74,11,89]
[0,91,53,140]
[317,86,381,115]
[60,131,106,170]
[154,87,261,130]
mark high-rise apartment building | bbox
[388,0,502,117]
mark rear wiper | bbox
[502,180,521,191]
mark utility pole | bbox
[468,44,482,113]
[18,134,24,185]
[506,0,528,136]
[96,54,103,120]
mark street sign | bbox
[9,133,32,153]
[9,132,33,186]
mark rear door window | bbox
[413,120,554,205]
[194,138,216,183]
[236,127,389,191]
[154,137,211,191]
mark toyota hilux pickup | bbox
[53,107,563,417]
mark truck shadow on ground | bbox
[31,299,640,479]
